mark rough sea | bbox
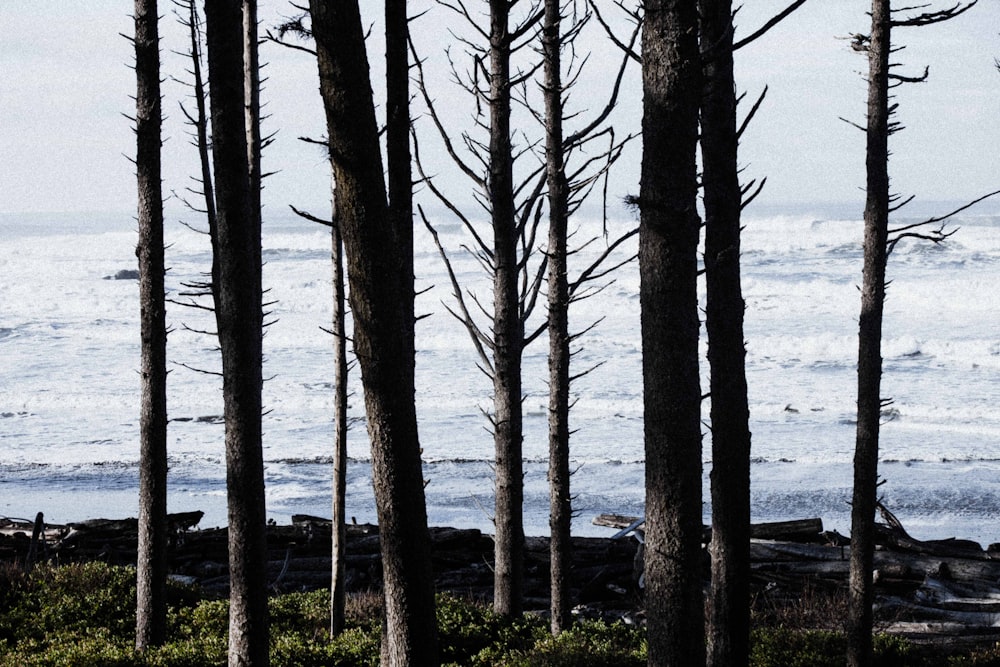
[2,204,999,544]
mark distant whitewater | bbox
[1,206,999,543]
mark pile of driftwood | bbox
[0,512,640,618]
[597,506,1000,646]
[5,507,1000,643]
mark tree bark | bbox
[385,0,414,350]
[330,181,348,636]
[700,1,752,665]
[204,2,270,664]
[309,2,438,665]
[134,0,168,650]
[487,0,525,620]
[639,1,706,665]
[243,0,262,270]
[848,2,891,666]
[543,0,572,637]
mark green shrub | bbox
[751,628,846,667]
[498,620,646,667]
[750,628,915,667]
[0,562,137,649]
[949,643,1000,667]
[434,594,548,666]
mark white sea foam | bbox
[1,209,999,542]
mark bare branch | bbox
[733,0,810,51]
[587,0,641,64]
[891,1,976,27]
[419,205,495,372]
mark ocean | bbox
[2,205,999,544]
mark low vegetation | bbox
[0,561,997,666]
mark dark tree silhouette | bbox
[846,2,979,665]
[309,2,439,664]
[638,0,705,665]
[542,0,572,635]
[699,2,807,663]
[412,0,547,618]
[204,0,270,663]
[133,0,169,649]
[700,2,751,664]
[540,0,637,634]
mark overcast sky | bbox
[1,1,997,218]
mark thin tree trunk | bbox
[330,181,348,636]
[639,1,705,665]
[700,0,752,664]
[134,0,168,650]
[309,2,438,664]
[385,0,413,348]
[543,0,572,636]
[488,0,525,619]
[185,0,217,232]
[204,2,269,664]
[848,2,891,665]
[243,0,262,268]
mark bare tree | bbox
[700,3,751,664]
[412,0,547,618]
[328,191,349,636]
[542,0,572,635]
[540,0,637,634]
[638,1,705,665]
[699,2,806,664]
[309,2,439,664]
[132,0,169,649]
[846,2,979,665]
[203,0,270,663]
[262,13,357,637]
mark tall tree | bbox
[542,0,572,635]
[412,0,547,618]
[487,0,528,617]
[700,1,751,663]
[846,3,977,665]
[541,1,638,634]
[846,6,891,664]
[203,1,270,664]
[698,1,809,662]
[638,0,705,665]
[133,0,169,650]
[309,2,439,664]
[328,188,349,636]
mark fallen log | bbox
[592,514,825,544]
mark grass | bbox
[0,561,993,666]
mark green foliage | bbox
[494,620,646,667]
[0,561,137,649]
[433,593,545,666]
[949,643,1000,667]
[750,628,915,667]
[0,561,981,667]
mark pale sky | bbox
[1,1,998,217]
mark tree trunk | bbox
[639,1,705,665]
[184,0,217,233]
[309,2,438,665]
[848,2,891,666]
[134,0,168,650]
[204,2,270,664]
[243,0,262,269]
[542,0,572,636]
[330,181,348,636]
[385,0,413,348]
[488,0,525,620]
[700,1,752,665]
